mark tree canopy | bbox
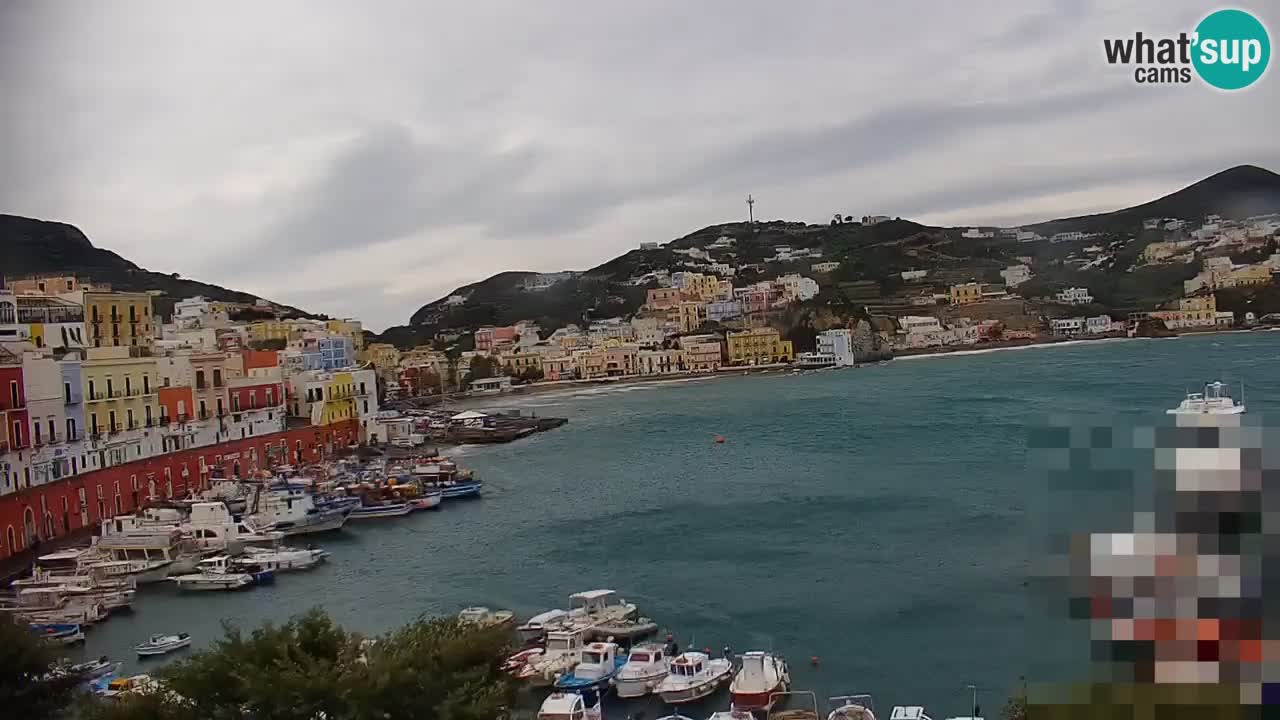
[83,609,516,720]
[0,618,87,720]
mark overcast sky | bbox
[3,1,1278,330]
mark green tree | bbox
[85,609,515,720]
[462,355,498,386]
[0,618,86,720]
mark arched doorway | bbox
[5,525,16,553]
[233,460,241,479]
[23,507,38,545]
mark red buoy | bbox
[810,655,820,667]
[714,435,726,444]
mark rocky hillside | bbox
[0,214,314,319]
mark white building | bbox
[1000,264,1033,288]
[1085,315,1114,334]
[1143,218,1162,230]
[707,262,736,277]
[671,247,710,261]
[639,242,660,251]
[775,274,819,302]
[862,215,890,226]
[1016,231,1043,242]
[1055,287,1094,305]
[1050,231,1087,243]
[899,315,942,335]
[1050,317,1085,335]
[962,228,994,239]
[811,261,841,273]
[1164,219,1186,231]
[900,269,929,282]
[816,329,855,366]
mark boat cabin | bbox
[570,589,622,615]
[545,628,586,656]
[94,526,184,565]
[889,708,933,720]
[537,691,601,720]
[627,645,665,664]
[579,642,618,667]
[828,695,877,720]
[34,549,86,574]
[671,652,709,677]
[196,555,235,574]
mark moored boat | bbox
[234,545,326,572]
[348,501,413,520]
[592,616,658,642]
[654,651,734,704]
[135,633,191,657]
[614,642,671,699]
[517,609,569,644]
[828,694,878,720]
[409,489,443,510]
[507,625,590,686]
[169,556,254,591]
[553,641,626,692]
[887,708,934,720]
[567,589,637,630]
[29,622,85,644]
[730,651,790,711]
[537,690,602,720]
[458,606,515,627]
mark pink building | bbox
[474,326,517,353]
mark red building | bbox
[1,362,29,452]
[0,419,359,560]
[227,380,284,413]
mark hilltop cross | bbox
[746,194,755,227]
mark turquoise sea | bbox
[65,332,1280,716]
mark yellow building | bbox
[82,347,160,436]
[679,301,707,333]
[501,351,542,374]
[84,291,154,348]
[572,349,607,379]
[949,283,982,306]
[320,371,358,425]
[326,319,365,350]
[726,328,794,366]
[362,343,401,371]
[248,320,293,344]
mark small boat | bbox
[554,641,626,691]
[1167,381,1245,415]
[437,479,482,499]
[888,708,934,720]
[169,556,254,591]
[29,623,85,644]
[507,625,591,686]
[517,609,569,644]
[235,545,326,572]
[65,657,121,682]
[567,589,637,629]
[537,690,602,720]
[100,674,159,697]
[614,642,671,699]
[458,606,515,627]
[828,695,878,720]
[592,616,658,641]
[709,711,756,720]
[655,651,734,704]
[730,652,790,711]
[135,633,192,657]
[348,501,414,519]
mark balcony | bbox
[178,413,190,423]
[159,415,170,426]
[195,382,208,390]
[109,423,123,434]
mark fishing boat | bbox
[517,609,570,644]
[730,652,790,711]
[29,622,85,644]
[135,633,191,657]
[567,589,637,629]
[458,606,515,627]
[553,641,626,691]
[654,651,734,704]
[409,489,443,510]
[828,695,878,720]
[1167,381,1245,415]
[593,616,659,641]
[169,556,254,591]
[248,486,350,536]
[412,460,483,498]
[537,690,603,720]
[507,625,591,686]
[348,501,413,520]
[614,642,671,699]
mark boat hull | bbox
[348,504,413,519]
[615,668,668,698]
[658,678,728,705]
[731,686,786,711]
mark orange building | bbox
[158,386,195,424]
[242,350,280,373]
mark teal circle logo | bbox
[1192,9,1270,90]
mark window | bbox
[47,419,55,442]
[266,387,274,405]
[199,400,207,418]
[63,382,72,403]
[33,423,41,445]
[106,378,114,397]
[145,405,153,425]
[213,369,223,386]
[12,421,20,446]
[177,400,186,416]
[8,380,17,407]
[108,410,117,430]
[143,375,150,394]
[163,376,170,387]
[126,409,135,429]
[196,369,206,389]
[124,376,132,395]
[232,395,240,412]
[250,390,257,409]
[88,379,95,399]
[360,381,367,395]
[89,413,98,434]
[66,418,77,441]
[217,399,224,415]
[364,400,369,414]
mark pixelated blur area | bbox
[1025,411,1278,715]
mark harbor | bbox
[8,331,1276,714]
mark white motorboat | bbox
[170,556,254,591]
[537,691,602,720]
[828,694,878,720]
[730,651,790,711]
[567,589,637,629]
[348,501,413,520]
[248,486,350,536]
[654,651,733,704]
[889,708,934,720]
[458,606,515,627]
[517,609,569,643]
[614,642,671,699]
[1167,381,1245,415]
[708,711,756,720]
[507,625,590,686]
[66,657,121,681]
[553,641,626,692]
[135,632,191,657]
[235,545,326,572]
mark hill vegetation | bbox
[0,214,315,320]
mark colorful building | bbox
[325,319,365,350]
[949,283,982,306]
[83,291,155,348]
[726,328,794,366]
[81,347,160,438]
[679,301,707,333]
